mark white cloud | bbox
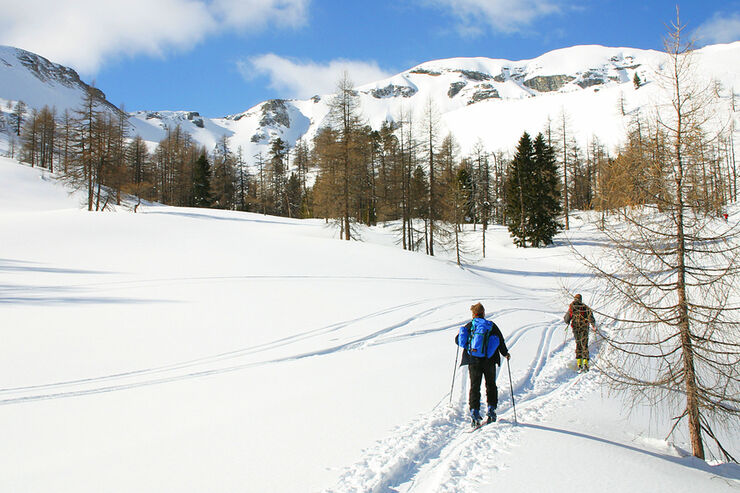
[241,54,394,99]
[211,0,309,29]
[420,0,561,34]
[0,0,310,75]
[695,12,740,45]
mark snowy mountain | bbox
[0,45,118,117]
[1,155,738,491]
[2,42,740,160]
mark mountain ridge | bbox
[2,42,739,161]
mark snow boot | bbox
[470,408,482,427]
[583,359,590,372]
[487,406,497,424]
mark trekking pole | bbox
[449,344,460,405]
[506,357,518,425]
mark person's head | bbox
[470,302,485,318]
[574,294,582,303]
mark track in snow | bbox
[0,294,515,405]
[322,307,602,493]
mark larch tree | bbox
[422,97,441,256]
[576,13,739,462]
[328,72,365,240]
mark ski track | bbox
[321,309,599,493]
[0,294,525,405]
[4,264,601,493]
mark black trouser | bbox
[573,325,589,360]
[468,356,498,411]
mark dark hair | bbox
[470,302,485,317]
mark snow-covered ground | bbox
[1,156,738,492]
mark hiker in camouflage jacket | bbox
[564,294,596,372]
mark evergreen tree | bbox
[285,172,302,218]
[530,133,562,246]
[212,136,237,209]
[505,132,562,247]
[192,152,212,207]
[505,132,535,246]
[11,100,26,136]
[268,137,288,215]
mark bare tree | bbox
[422,97,440,256]
[575,13,740,462]
[328,72,365,240]
[559,109,572,230]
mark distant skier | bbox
[456,302,510,427]
[564,294,597,372]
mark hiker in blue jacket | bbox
[456,302,510,426]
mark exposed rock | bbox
[523,75,576,92]
[576,72,620,89]
[577,78,605,89]
[493,73,507,83]
[311,95,321,103]
[185,111,205,127]
[370,84,417,98]
[259,99,290,128]
[448,81,467,98]
[468,86,500,104]
[409,68,442,76]
[455,70,493,81]
[12,49,114,110]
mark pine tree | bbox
[268,137,288,215]
[192,152,212,207]
[505,132,535,246]
[529,133,562,246]
[633,72,642,89]
[505,132,562,247]
[285,172,302,218]
[212,136,237,209]
[11,101,26,136]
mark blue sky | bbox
[2,0,739,117]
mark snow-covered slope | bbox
[124,42,740,159]
[2,43,739,161]
[1,157,738,492]
[0,45,118,118]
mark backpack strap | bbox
[482,325,492,356]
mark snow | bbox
[1,156,738,491]
[4,42,739,165]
